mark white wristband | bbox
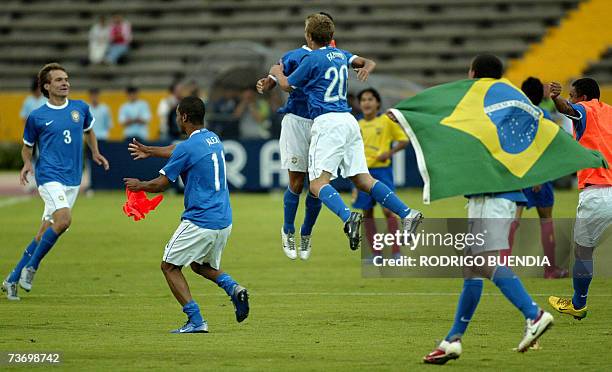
[268,74,278,83]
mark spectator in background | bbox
[105,14,132,65]
[119,86,151,141]
[348,92,363,120]
[20,77,47,124]
[88,88,113,141]
[88,16,110,65]
[234,88,271,140]
[157,81,180,141]
[165,80,201,141]
[209,88,240,140]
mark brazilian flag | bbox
[389,78,607,203]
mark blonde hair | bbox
[305,14,334,45]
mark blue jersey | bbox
[567,102,588,140]
[278,45,311,119]
[287,46,358,119]
[160,129,232,230]
[23,99,94,186]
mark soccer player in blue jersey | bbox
[421,55,553,364]
[256,12,336,261]
[124,96,249,333]
[503,77,568,279]
[269,14,423,251]
[2,63,109,301]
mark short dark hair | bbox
[38,62,66,98]
[126,86,138,94]
[177,96,205,125]
[521,77,544,105]
[357,88,382,104]
[470,54,503,79]
[306,14,334,45]
[572,78,600,100]
[89,87,100,95]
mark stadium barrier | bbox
[89,139,424,191]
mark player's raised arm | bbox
[350,56,376,82]
[256,75,277,94]
[19,144,34,186]
[269,63,293,93]
[549,82,579,118]
[128,138,176,160]
[84,129,110,170]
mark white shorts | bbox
[163,220,232,269]
[308,112,369,181]
[574,186,612,248]
[38,182,80,221]
[279,113,313,172]
[467,196,516,254]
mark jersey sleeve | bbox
[386,115,409,142]
[23,114,39,147]
[342,50,358,66]
[281,52,296,76]
[160,145,188,182]
[287,55,314,89]
[566,103,587,140]
[83,102,95,132]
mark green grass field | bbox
[1,190,610,371]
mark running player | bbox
[2,63,109,300]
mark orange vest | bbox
[575,99,612,189]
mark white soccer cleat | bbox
[423,339,462,364]
[517,310,554,352]
[19,267,36,292]
[281,228,297,260]
[299,235,312,260]
[2,279,20,301]
[401,209,423,237]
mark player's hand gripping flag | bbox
[122,188,164,221]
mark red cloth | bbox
[122,188,164,221]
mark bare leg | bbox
[160,262,192,306]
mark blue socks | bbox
[446,279,483,341]
[318,184,351,222]
[182,300,204,326]
[7,239,38,283]
[301,193,322,236]
[370,181,410,218]
[572,259,593,309]
[27,228,59,271]
[283,188,300,234]
[492,265,539,320]
[216,273,238,296]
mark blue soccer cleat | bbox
[231,285,250,323]
[170,320,208,334]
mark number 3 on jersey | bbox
[63,130,72,144]
[211,151,227,191]
[324,65,348,103]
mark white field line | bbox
[27,292,612,298]
[0,196,31,209]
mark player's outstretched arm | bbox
[549,82,579,117]
[351,56,376,82]
[85,130,110,170]
[128,138,176,160]
[124,174,170,193]
[269,63,293,93]
[19,145,34,186]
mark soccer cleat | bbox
[548,296,587,320]
[281,228,297,260]
[401,209,423,239]
[170,320,208,334]
[423,339,462,365]
[19,267,36,292]
[2,279,20,301]
[544,266,569,279]
[299,235,312,260]
[517,310,554,352]
[231,285,250,323]
[344,212,363,251]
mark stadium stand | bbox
[0,0,583,89]
[584,48,612,85]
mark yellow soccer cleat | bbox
[548,296,587,320]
